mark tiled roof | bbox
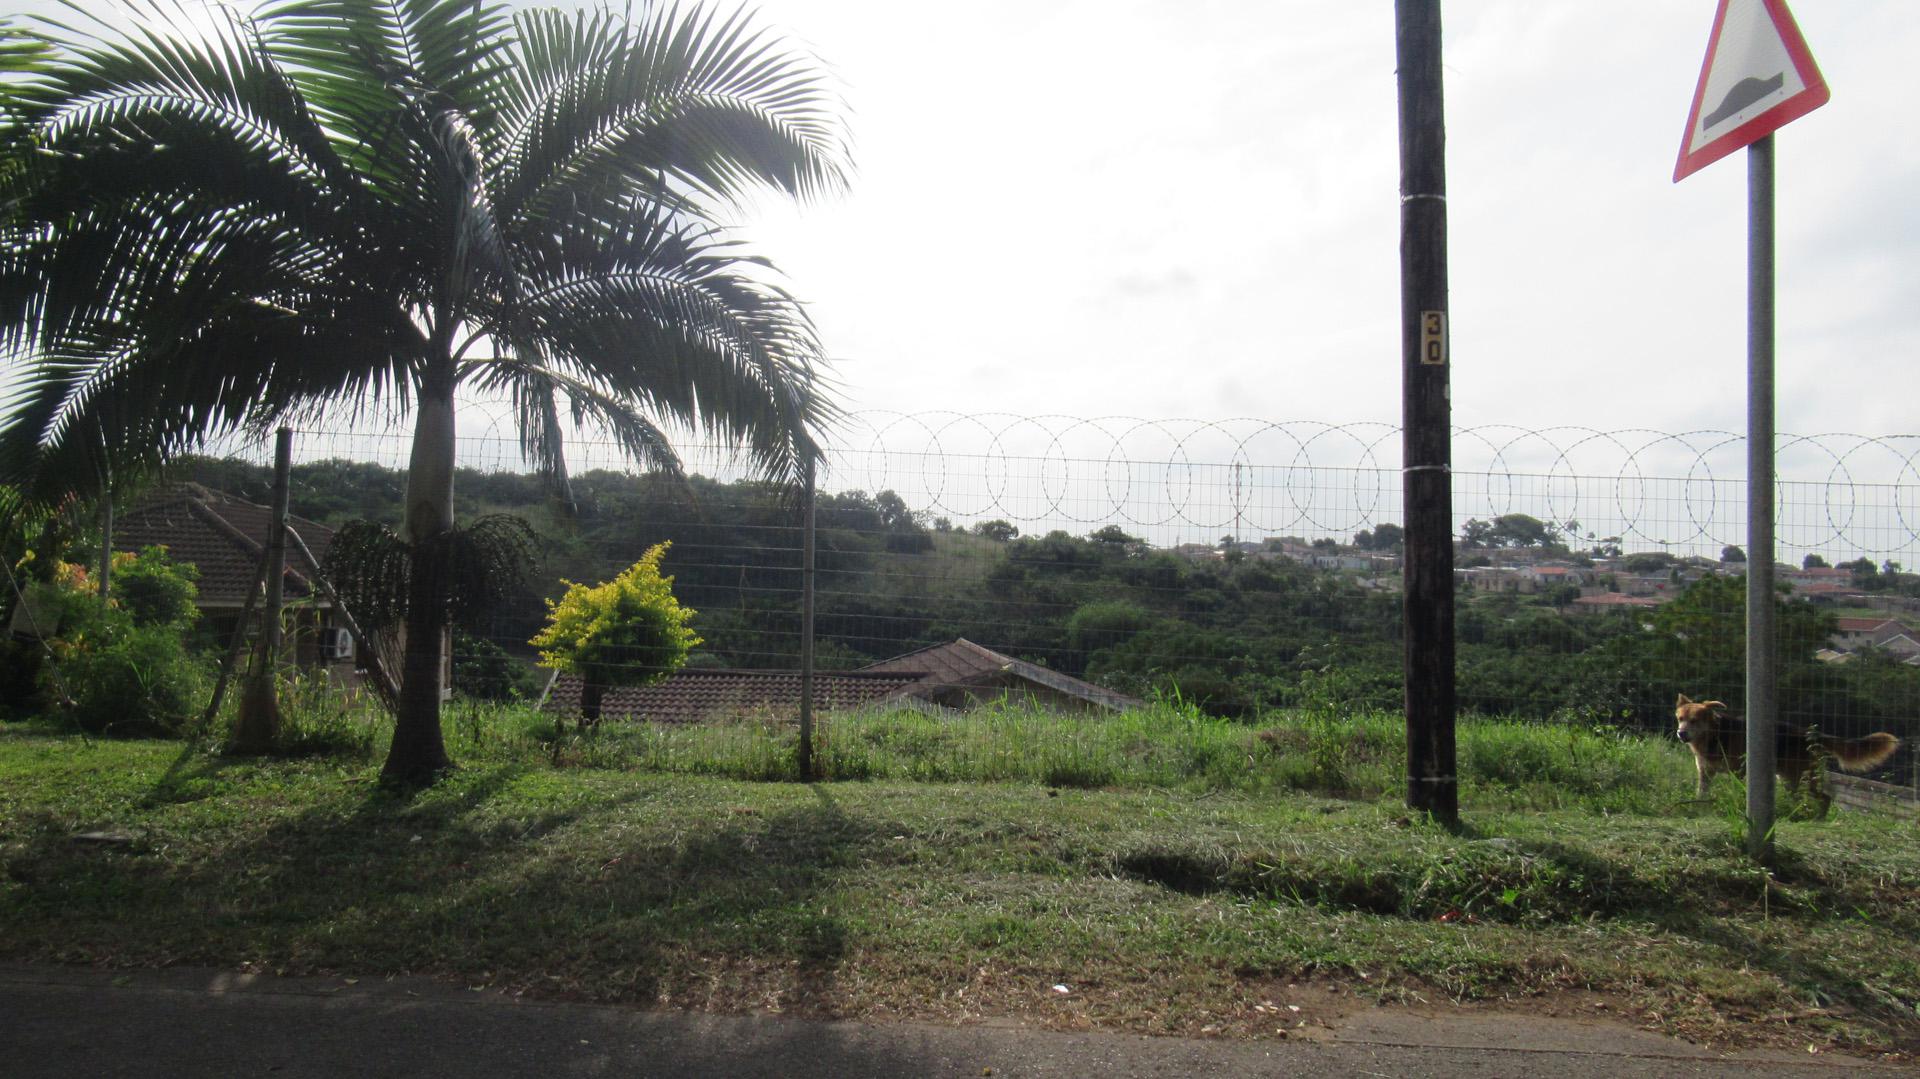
[114,484,335,608]
[1572,592,1664,608]
[861,638,1143,712]
[544,668,923,726]
[861,637,1013,684]
[1835,617,1905,634]
[542,639,1146,724]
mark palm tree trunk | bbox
[381,383,457,785]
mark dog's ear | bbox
[1702,700,1727,715]
[1676,693,1692,708]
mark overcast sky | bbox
[717,0,1917,440]
[9,0,1914,445]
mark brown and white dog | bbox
[1673,693,1901,812]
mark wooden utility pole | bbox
[1395,0,1457,822]
[98,499,112,605]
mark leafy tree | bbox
[531,543,700,726]
[1494,513,1551,548]
[0,1,845,783]
[875,491,916,531]
[874,489,931,553]
[20,558,205,733]
[1803,553,1829,569]
[1065,600,1153,660]
[1585,573,1835,728]
[111,546,199,629]
[1089,525,1143,555]
[1460,514,1554,549]
[973,520,1019,542]
[1622,551,1677,574]
[1720,545,1746,563]
[1838,557,1878,584]
[1354,523,1403,552]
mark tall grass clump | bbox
[482,697,1693,809]
[158,678,1704,812]
[1457,715,1696,813]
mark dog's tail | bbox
[1818,732,1902,773]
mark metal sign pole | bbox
[1745,135,1777,860]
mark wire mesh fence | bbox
[178,411,1920,779]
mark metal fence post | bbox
[798,458,817,781]
[1746,136,1778,861]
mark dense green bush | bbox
[452,630,543,702]
[531,543,700,724]
[53,621,208,735]
[112,545,199,627]
[15,553,207,734]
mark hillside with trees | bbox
[127,456,1917,753]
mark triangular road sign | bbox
[1674,0,1829,182]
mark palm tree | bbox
[0,0,847,783]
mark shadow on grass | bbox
[1110,816,1918,1042]
[7,763,874,1012]
[1517,838,1919,1044]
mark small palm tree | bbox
[0,0,847,783]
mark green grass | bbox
[248,695,1700,814]
[2,701,1917,1057]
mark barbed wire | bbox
[249,409,1920,560]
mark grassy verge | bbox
[2,704,1917,1057]
[236,691,1705,813]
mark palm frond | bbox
[494,0,848,222]
[322,512,538,632]
[461,351,688,485]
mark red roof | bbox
[545,669,922,726]
[114,485,335,608]
[861,638,1143,712]
[1573,593,1664,608]
[544,639,1144,724]
[1835,617,1902,634]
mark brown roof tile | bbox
[544,669,923,725]
[542,639,1145,725]
[114,484,335,608]
[861,638,1143,712]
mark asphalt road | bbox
[0,964,1893,1078]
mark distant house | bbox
[1833,617,1911,650]
[1829,617,1920,664]
[542,638,1143,724]
[110,484,360,673]
[1519,563,1589,588]
[1571,592,1664,613]
[1456,566,1522,593]
[1783,565,1851,589]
